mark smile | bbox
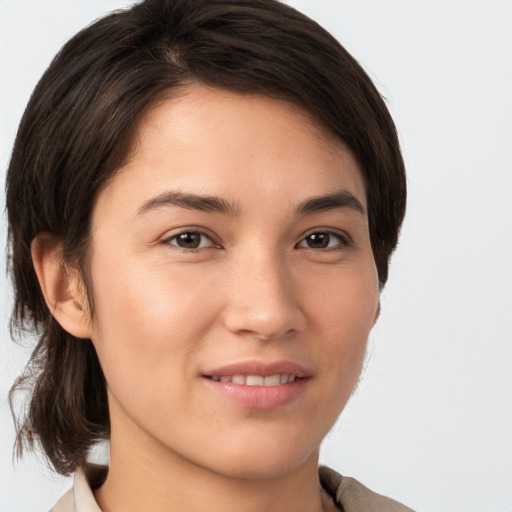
[209,374,297,386]
[203,362,309,409]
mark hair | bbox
[6,0,406,475]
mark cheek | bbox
[304,262,378,389]
[304,259,379,335]
[87,255,222,383]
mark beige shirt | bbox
[50,465,414,512]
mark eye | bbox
[297,231,348,250]
[165,231,216,250]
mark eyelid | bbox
[161,227,220,250]
[296,229,351,249]
[159,226,351,251]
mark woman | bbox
[6,0,410,510]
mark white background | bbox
[1,1,511,511]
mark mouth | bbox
[207,374,298,386]
[201,361,310,409]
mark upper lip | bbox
[203,360,311,378]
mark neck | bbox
[94,432,326,512]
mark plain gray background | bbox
[1,1,511,511]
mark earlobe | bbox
[31,233,92,339]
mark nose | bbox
[221,248,306,341]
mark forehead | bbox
[95,84,367,221]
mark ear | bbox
[31,233,93,339]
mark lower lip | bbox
[203,378,308,410]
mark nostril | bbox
[222,302,306,341]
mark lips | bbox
[204,360,309,380]
[210,374,297,386]
[202,360,310,409]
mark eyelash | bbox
[296,231,350,251]
[162,230,219,251]
[162,229,350,252]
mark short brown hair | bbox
[7,0,406,475]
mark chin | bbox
[191,435,321,481]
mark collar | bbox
[52,464,413,512]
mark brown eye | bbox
[168,231,214,250]
[305,233,329,249]
[298,232,347,250]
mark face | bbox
[85,84,379,479]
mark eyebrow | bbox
[137,192,238,217]
[137,189,365,218]
[296,190,366,216]
[137,191,239,217]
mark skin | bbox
[33,84,379,512]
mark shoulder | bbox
[319,465,415,512]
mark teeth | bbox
[211,374,298,386]
[246,375,264,386]
[264,374,281,386]
[232,375,246,385]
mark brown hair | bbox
[6,0,406,475]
